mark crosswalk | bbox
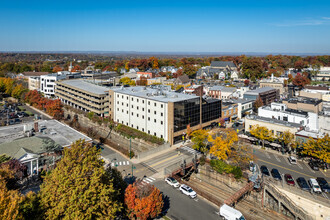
[142,177,156,184]
[111,161,130,167]
[181,146,201,155]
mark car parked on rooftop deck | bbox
[308,178,322,193]
[316,177,330,193]
[271,169,282,181]
[284,174,295,186]
[296,177,311,191]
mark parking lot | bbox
[0,103,50,126]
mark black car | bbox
[308,161,319,171]
[271,169,282,181]
[296,177,311,191]
[260,165,270,176]
[316,177,330,193]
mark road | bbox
[153,180,219,220]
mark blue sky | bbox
[0,0,330,53]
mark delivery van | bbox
[219,204,245,220]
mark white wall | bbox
[114,92,168,141]
[40,75,66,97]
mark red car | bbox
[284,174,295,186]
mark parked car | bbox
[271,169,282,181]
[316,177,330,193]
[296,177,311,191]
[219,204,245,220]
[308,178,322,193]
[308,161,319,171]
[179,184,197,198]
[284,174,295,186]
[165,177,180,188]
[288,156,297,165]
[260,165,270,176]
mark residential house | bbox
[175,75,191,87]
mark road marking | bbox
[134,154,179,174]
[264,151,271,159]
[194,198,199,202]
[274,154,281,162]
[127,161,129,165]
[149,177,156,181]
[119,162,122,165]
[258,159,315,178]
[123,161,126,165]
[296,162,303,170]
[322,192,329,199]
[284,157,292,166]
[303,162,316,174]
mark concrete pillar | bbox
[36,159,39,175]
[278,201,281,213]
[30,160,33,177]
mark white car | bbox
[179,184,197,199]
[308,178,322,193]
[165,177,180,188]
[288,156,297,165]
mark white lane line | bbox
[274,154,281,162]
[127,161,130,165]
[284,157,292,166]
[322,192,329,199]
[119,162,122,166]
[149,177,156,181]
[297,162,303,170]
[304,162,316,173]
[145,178,153,182]
[143,179,150,183]
[123,161,126,165]
[264,152,271,159]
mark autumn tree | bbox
[254,96,263,111]
[11,84,27,100]
[208,129,238,160]
[183,65,198,77]
[0,166,22,220]
[190,129,209,154]
[125,182,163,220]
[250,125,273,148]
[149,57,159,69]
[40,139,123,219]
[120,77,136,86]
[19,191,44,220]
[292,73,310,89]
[244,79,250,86]
[277,131,294,151]
[301,134,330,163]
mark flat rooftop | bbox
[58,79,110,95]
[110,85,199,103]
[247,115,301,127]
[0,120,91,146]
[244,87,276,95]
[284,97,322,105]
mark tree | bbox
[11,84,27,100]
[40,139,122,219]
[19,191,43,220]
[125,182,163,220]
[292,73,310,89]
[208,129,238,160]
[0,154,11,164]
[250,125,273,148]
[277,131,294,151]
[301,134,330,163]
[120,77,136,86]
[0,166,22,220]
[244,79,250,86]
[254,97,263,111]
[190,129,209,154]
[183,65,198,77]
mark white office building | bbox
[40,74,66,98]
[258,102,319,131]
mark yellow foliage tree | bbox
[277,130,294,150]
[0,166,22,220]
[120,77,136,86]
[301,134,330,163]
[250,125,273,148]
[190,129,209,154]
[209,129,238,160]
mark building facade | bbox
[232,99,254,119]
[243,87,279,106]
[282,97,323,114]
[222,101,238,122]
[40,74,66,98]
[109,86,221,144]
[55,79,109,116]
[28,76,41,91]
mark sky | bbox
[0,0,330,54]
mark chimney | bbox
[34,121,38,132]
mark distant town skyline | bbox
[1,0,330,53]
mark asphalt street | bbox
[153,180,220,220]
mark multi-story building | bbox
[243,87,279,106]
[319,101,330,135]
[258,103,319,131]
[299,86,330,101]
[222,101,238,122]
[40,74,67,98]
[17,71,49,80]
[207,86,237,100]
[55,79,109,116]
[109,86,221,144]
[282,97,323,114]
[245,115,301,137]
[232,99,254,119]
[28,76,41,91]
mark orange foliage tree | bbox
[125,182,163,220]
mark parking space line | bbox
[296,162,304,170]
[322,192,329,199]
[264,151,271,159]
[284,157,292,166]
[274,154,281,162]
[303,162,316,174]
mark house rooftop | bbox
[58,79,110,95]
[295,130,324,139]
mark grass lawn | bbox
[24,111,34,116]
[18,106,26,111]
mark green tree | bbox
[19,191,43,220]
[40,139,122,219]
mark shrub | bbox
[210,159,242,179]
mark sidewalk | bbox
[26,104,53,120]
